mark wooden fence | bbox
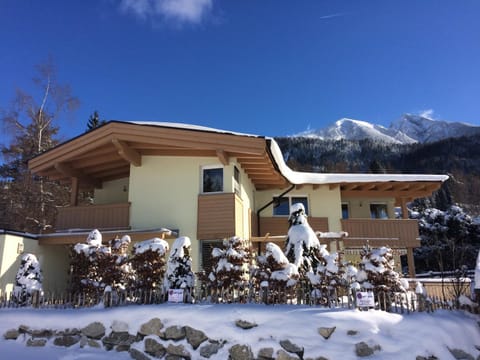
[1,279,474,314]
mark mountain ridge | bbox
[294,114,480,144]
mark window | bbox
[234,166,240,195]
[370,203,388,219]
[342,203,349,219]
[273,196,308,216]
[202,167,223,193]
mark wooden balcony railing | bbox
[340,219,420,248]
[55,203,131,231]
[258,216,329,237]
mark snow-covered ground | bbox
[1,304,479,359]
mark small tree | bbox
[86,110,106,132]
[207,236,251,302]
[12,253,43,306]
[165,236,195,302]
[130,237,169,297]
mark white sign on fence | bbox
[168,289,184,303]
[356,291,375,307]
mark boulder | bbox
[53,335,81,347]
[4,329,19,340]
[130,347,152,360]
[144,338,166,358]
[229,344,254,360]
[184,326,208,349]
[257,347,275,360]
[199,341,224,358]
[235,319,258,330]
[355,342,381,357]
[139,318,164,337]
[166,343,191,359]
[102,331,136,351]
[161,325,186,341]
[347,330,358,336]
[26,338,47,347]
[280,339,304,359]
[82,322,106,340]
[276,349,299,360]
[111,320,129,333]
[318,326,336,340]
[448,348,475,360]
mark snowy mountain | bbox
[296,114,480,144]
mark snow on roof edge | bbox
[266,137,449,185]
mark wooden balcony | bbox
[197,193,244,240]
[340,218,420,248]
[55,203,130,231]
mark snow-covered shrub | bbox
[253,242,299,304]
[130,237,169,293]
[109,235,133,292]
[356,245,407,310]
[165,236,194,302]
[12,253,43,306]
[207,236,252,302]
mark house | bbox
[1,121,448,293]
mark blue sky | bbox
[1,0,480,142]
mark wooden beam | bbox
[112,138,141,167]
[216,149,229,165]
[70,177,79,206]
[54,162,101,188]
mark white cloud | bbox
[418,109,435,119]
[119,0,212,24]
[319,13,345,20]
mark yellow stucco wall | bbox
[94,177,129,205]
[255,184,343,231]
[128,156,256,271]
[0,234,70,294]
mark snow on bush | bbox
[130,237,169,292]
[207,236,251,301]
[12,253,43,306]
[165,236,194,300]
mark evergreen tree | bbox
[12,253,43,306]
[86,110,106,132]
[165,236,195,301]
[0,59,79,232]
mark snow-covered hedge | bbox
[12,253,43,306]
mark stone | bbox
[82,322,106,340]
[416,356,439,360]
[199,341,224,358]
[26,337,47,347]
[139,318,164,337]
[318,326,336,340]
[161,325,186,341]
[18,325,30,334]
[184,326,208,350]
[102,331,136,351]
[448,348,475,360]
[280,339,304,359]
[229,344,254,360]
[112,320,129,333]
[130,347,152,360]
[257,347,275,360]
[166,343,191,359]
[53,335,80,347]
[56,328,80,337]
[355,342,381,357]
[276,349,299,360]
[30,328,54,338]
[235,319,258,330]
[347,330,358,336]
[4,329,19,340]
[144,338,166,358]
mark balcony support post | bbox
[407,247,416,277]
[70,177,79,206]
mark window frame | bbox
[370,202,389,219]
[272,195,309,216]
[341,202,350,219]
[201,165,224,194]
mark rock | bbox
[355,342,381,357]
[276,349,299,360]
[347,330,358,336]
[112,320,129,333]
[318,327,336,340]
[53,335,80,347]
[199,341,224,358]
[56,328,80,336]
[161,325,186,341]
[102,331,136,351]
[82,322,106,340]
[26,338,47,347]
[229,344,254,360]
[184,326,208,350]
[30,328,54,338]
[235,319,258,330]
[416,356,439,360]
[448,348,475,360]
[130,347,152,360]
[18,325,30,334]
[4,329,19,340]
[139,318,164,337]
[280,339,304,359]
[144,338,166,358]
[257,347,275,360]
[166,343,191,359]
